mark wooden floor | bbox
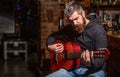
[0,48,120,77]
[0,56,36,77]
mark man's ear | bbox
[81,10,86,18]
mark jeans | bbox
[45,68,105,77]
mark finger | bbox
[82,50,88,61]
[57,44,64,48]
[86,50,90,59]
[85,50,91,61]
[56,44,64,53]
[85,50,91,66]
[56,47,64,53]
[81,51,86,60]
[56,43,62,47]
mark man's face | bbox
[68,11,86,33]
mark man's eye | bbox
[74,17,79,20]
[67,20,72,23]
[66,20,73,24]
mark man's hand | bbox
[81,50,91,67]
[48,43,64,53]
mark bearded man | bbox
[46,0,108,77]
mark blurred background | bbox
[0,0,120,77]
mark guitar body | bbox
[50,40,81,72]
[50,40,110,72]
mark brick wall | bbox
[40,0,62,59]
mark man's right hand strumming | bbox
[48,43,64,53]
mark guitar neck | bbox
[66,50,109,59]
[66,52,82,59]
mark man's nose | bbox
[73,20,77,25]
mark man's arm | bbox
[92,26,107,69]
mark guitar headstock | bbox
[93,48,110,59]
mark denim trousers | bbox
[45,68,105,77]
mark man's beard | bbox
[73,17,86,33]
[73,24,85,33]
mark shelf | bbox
[91,5,120,10]
[99,5,120,10]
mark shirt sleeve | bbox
[92,25,107,69]
[46,25,75,46]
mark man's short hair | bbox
[64,0,83,17]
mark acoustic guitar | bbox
[50,40,110,72]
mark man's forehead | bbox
[69,11,79,20]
